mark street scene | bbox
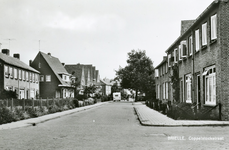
[1,102,229,150]
[1,0,229,149]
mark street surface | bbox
[1,102,229,150]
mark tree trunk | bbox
[135,89,138,102]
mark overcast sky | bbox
[0,0,214,79]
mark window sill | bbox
[203,104,217,107]
[195,50,200,54]
[201,45,207,50]
[210,39,217,45]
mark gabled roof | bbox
[100,79,112,86]
[0,52,39,73]
[39,52,71,87]
[155,56,167,69]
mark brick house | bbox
[0,49,40,99]
[64,64,100,94]
[154,56,171,104]
[30,52,75,99]
[155,0,229,120]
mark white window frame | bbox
[155,69,159,77]
[9,67,13,78]
[26,71,29,81]
[189,36,193,56]
[211,14,217,40]
[168,54,171,67]
[178,45,182,60]
[40,75,44,82]
[202,22,207,46]
[46,75,51,82]
[204,65,216,106]
[18,70,21,80]
[181,40,187,58]
[185,74,192,103]
[174,48,178,63]
[22,71,25,81]
[4,65,9,77]
[195,29,200,51]
[166,82,168,99]
[14,68,18,79]
[157,84,160,99]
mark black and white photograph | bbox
[0,0,229,149]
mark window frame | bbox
[211,14,217,40]
[202,22,207,46]
[204,65,216,106]
[40,75,44,82]
[46,75,51,82]
[195,29,200,52]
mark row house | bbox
[30,52,75,99]
[155,0,229,120]
[64,63,100,94]
[154,56,171,104]
[0,49,40,99]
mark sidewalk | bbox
[133,102,229,127]
[0,102,109,130]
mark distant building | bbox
[100,78,112,96]
[65,64,100,91]
[0,49,40,99]
[30,51,75,99]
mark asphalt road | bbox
[1,102,229,150]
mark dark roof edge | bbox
[165,0,218,53]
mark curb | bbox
[0,102,109,130]
[134,106,229,127]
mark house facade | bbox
[155,0,229,120]
[100,79,112,96]
[65,64,100,92]
[0,49,40,99]
[154,56,171,104]
[30,52,75,99]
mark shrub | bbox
[0,107,16,125]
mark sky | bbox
[0,0,214,80]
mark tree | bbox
[115,50,156,101]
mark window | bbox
[35,74,39,83]
[178,45,182,60]
[4,65,9,77]
[157,84,160,99]
[40,75,44,82]
[9,67,13,78]
[195,29,200,51]
[211,14,217,40]
[163,83,166,99]
[189,36,193,56]
[14,68,18,79]
[155,69,159,77]
[26,72,29,81]
[30,72,32,82]
[203,65,216,105]
[202,22,207,46]
[46,75,51,82]
[185,74,192,103]
[168,54,171,67]
[18,70,21,80]
[174,48,178,63]
[181,40,187,58]
[166,82,168,99]
[22,71,25,80]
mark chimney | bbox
[180,20,195,35]
[13,53,20,60]
[29,60,33,66]
[2,49,10,56]
[47,53,51,56]
[62,63,65,66]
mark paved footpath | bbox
[134,102,229,127]
[0,102,109,130]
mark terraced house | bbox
[0,49,40,99]
[30,52,75,99]
[155,0,229,120]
